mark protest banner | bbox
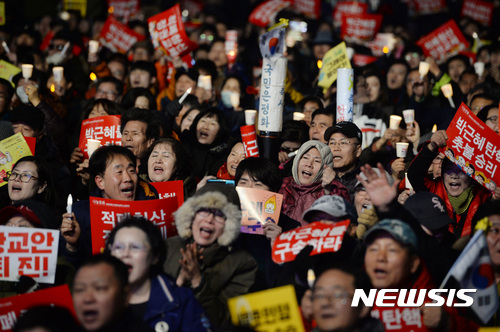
[78,115,122,159]
[228,285,305,332]
[461,0,494,27]
[332,1,368,29]
[235,187,282,235]
[0,285,74,332]
[352,53,378,67]
[150,180,184,206]
[89,197,178,254]
[99,15,145,53]
[0,60,20,85]
[341,13,382,41]
[318,41,351,92]
[148,4,198,58]
[23,137,36,156]
[108,0,140,23]
[365,33,397,57]
[240,125,259,157]
[293,0,320,19]
[272,220,349,263]
[443,103,500,193]
[416,20,469,63]
[0,226,59,284]
[249,0,291,28]
[336,68,354,122]
[0,133,33,188]
[63,0,87,17]
[412,0,446,15]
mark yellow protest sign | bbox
[0,2,5,26]
[0,60,20,86]
[228,285,305,331]
[318,41,351,92]
[0,133,33,187]
[64,0,87,17]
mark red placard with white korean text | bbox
[240,125,259,158]
[293,0,320,19]
[416,20,469,63]
[236,187,283,235]
[412,0,446,15]
[0,285,75,332]
[0,226,59,284]
[78,115,122,159]
[341,13,382,41]
[90,197,179,254]
[150,180,184,206]
[107,0,140,24]
[444,102,500,192]
[352,54,378,67]
[249,0,292,28]
[148,4,198,58]
[99,15,145,53]
[272,220,349,263]
[332,1,368,29]
[461,0,494,27]
[371,307,425,331]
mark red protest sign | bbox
[412,0,446,15]
[240,125,259,158]
[0,285,75,332]
[0,226,59,284]
[89,197,179,254]
[461,0,494,27]
[352,54,378,67]
[23,136,36,155]
[148,4,198,58]
[341,13,382,41]
[293,0,320,19]
[444,103,500,192]
[107,0,140,23]
[272,220,349,263]
[249,0,292,28]
[416,20,469,63]
[99,15,145,53]
[78,115,122,159]
[236,187,283,235]
[332,1,368,29]
[150,180,184,206]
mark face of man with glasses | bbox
[191,207,226,246]
[95,82,119,102]
[328,133,361,175]
[7,161,46,204]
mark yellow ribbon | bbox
[475,217,491,232]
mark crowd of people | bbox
[3,0,500,331]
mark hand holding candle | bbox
[440,84,455,108]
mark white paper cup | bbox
[87,139,101,157]
[230,92,239,108]
[198,75,212,90]
[396,142,409,158]
[418,61,430,78]
[52,66,64,83]
[89,40,99,54]
[389,115,402,130]
[21,64,33,79]
[293,112,305,121]
[402,109,414,124]
[440,83,453,98]
[474,62,485,77]
[405,172,413,190]
[244,110,257,125]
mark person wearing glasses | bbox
[164,182,257,329]
[94,76,123,103]
[477,104,499,134]
[105,216,210,331]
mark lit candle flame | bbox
[228,50,235,57]
[432,124,437,133]
[383,46,389,54]
[317,60,323,69]
[90,72,97,81]
[50,84,55,93]
[108,6,114,14]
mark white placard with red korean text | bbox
[272,220,349,263]
[249,0,292,28]
[108,0,140,24]
[0,226,59,284]
[341,13,382,42]
[416,20,469,63]
[148,4,198,58]
[443,102,500,192]
[0,285,75,332]
[236,187,283,235]
[78,115,122,159]
[412,0,446,15]
[99,15,145,53]
[89,197,178,254]
[461,0,494,27]
[150,180,184,206]
[332,1,368,29]
[293,0,320,19]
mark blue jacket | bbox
[145,274,211,331]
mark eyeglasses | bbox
[312,291,353,305]
[404,53,420,61]
[328,138,355,149]
[196,207,226,223]
[6,171,38,183]
[432,156,445,164]
[48,44,65,51]
[110,241,148,254]
[486,116,498,124]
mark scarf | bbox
[448,185,474,215]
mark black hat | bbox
[311,31,335,46]
[404,192,454,231]
[324,121,362,144]
[10,105,45,132]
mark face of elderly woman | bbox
[148,142,177,182]
[192,208,226,246]
[297,148,322,185]
[196,115,220,145]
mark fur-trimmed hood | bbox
[173,188,241,247]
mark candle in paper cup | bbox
[21,64,33,79]
[389,115,402,129]
[441,84,453,98]
[198,75,212,90]
[53,66,64,82]
[244,110,257,125]
[396,142,409,158]
[230,92,239,108]
[89,40,99,54]
[87,139,101,157]
[418,61,430,78]
[402,109,414,124]
[474,62,485,77]
[293,112,305,121]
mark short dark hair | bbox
[130,60,157,79]
[189,107,229,145]
[235,157,282,193]
[311,108,335,123]
[83,98,123,120]
[12,156,56,205]
[89,145,137,179]
[120,108,161,141]
[74,254,129,290]
[297,96,322,112]
[477,104,498,123]
[470,92,497,106]
[146,138,192,181]
[121,87,157,110]
[313,263,372,296]
[104,216,166,276]
[97,76,124,97]
[13,306,78,332]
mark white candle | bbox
[21,64,33,79]
[67,194,73,214]
[53,66,64,83]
